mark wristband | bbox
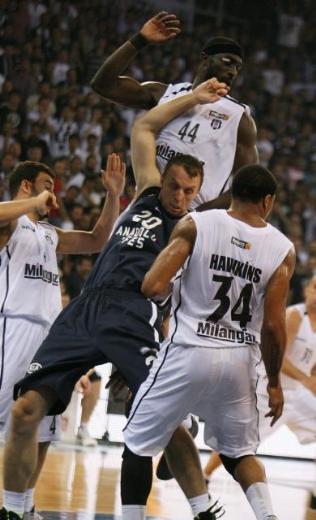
[129,32,148,51]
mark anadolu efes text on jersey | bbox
[169,210,293,349]
[84,187,180,291]
[156,82,249,208]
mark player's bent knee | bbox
[219,453,252,480]
[11,393,46,434]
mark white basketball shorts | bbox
[124,340,261,458]
[0,316,60,442]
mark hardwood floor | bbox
[0,442,314,519]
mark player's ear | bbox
[20,179,32,196]
[263,194,274,218]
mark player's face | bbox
[160,165,201,216]
[30,172,55,197]
[201,53,242,87]
[304,277,316,306]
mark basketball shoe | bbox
[0,508,23,520]
[193,501,225,519]
[77,425,98,447]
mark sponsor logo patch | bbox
[27,362,43,373]
[231,236,251,250]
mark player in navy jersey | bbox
[91,11,258,209]
[1,79,228,520]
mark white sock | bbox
[245,482,277,520]
[3,490,25,515]
[188,493,212,516]
[24,488,35,513]
[121,505,146,520]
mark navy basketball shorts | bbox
[14,287,160,415]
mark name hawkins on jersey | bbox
[24,263,59,286]
[210,254,262,283]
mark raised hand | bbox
[193,78,229,104]
[101,153,126,197]
[140,11,181,43]
[35,190,58,216]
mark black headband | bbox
[202,39,243,60]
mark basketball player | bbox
[77,368,101,447]
[124,165,296,520]
[92,10,258,489]
[203,275,316,485]
[91,11,258,209]
[1,79,228,520]
[0,154,126,518]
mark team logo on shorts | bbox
[231,236,251,250]
[140,346,158,367]
[27,362,43,373]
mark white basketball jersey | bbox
[281,303,316,390]
[170,210,293,348]
[156,82,248,208]
[0,215,62,326]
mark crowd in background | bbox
[1,0,316,303]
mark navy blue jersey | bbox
[85,187,180,291]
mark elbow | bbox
[141,276,165,299]
[90,77,105,96]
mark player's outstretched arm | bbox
[0,191,58,228]
[261,247,296,425]
[56,154,125,254]
[142,214,196,299]
[132,78,229,195]
[90,12,180,108]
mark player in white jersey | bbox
[0,156,125,518]
[90,11,258,209]
[156,82,249,208]
[203,276,316,485]
[124,165,296,520]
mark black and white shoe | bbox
[193,501,225,519]
[0,508,23,520]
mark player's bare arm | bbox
[230,109,258,173]
[142,214,196,299]
[0,191,58,230]
[133,78,229,196]
[261,247,296,425]
[196,112,258,212]
[56,153,125,254]
[90,12,180,108]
